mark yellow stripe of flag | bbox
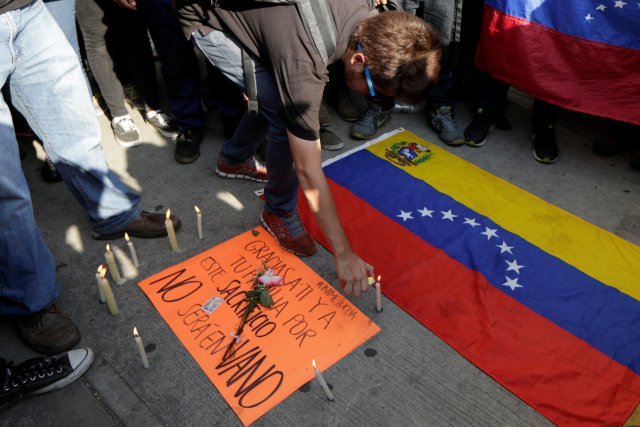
[366,130,640,300]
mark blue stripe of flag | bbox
[326,150,640,375]
[486,0,640,50]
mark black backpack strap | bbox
[242,49,260,115]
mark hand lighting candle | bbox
[104,244,124,285]
[165,209,180,252]
[125,232,139,267]
[133,327,150,369]
[312,358,335,401]
[195,205,203,240]
[375,275,383,313]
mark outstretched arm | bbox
[288,131,373,296]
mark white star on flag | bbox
[502,276,523,291]
[418,207,434,217]
[585,13,594,21]
[397,210,414,222]
[505,259,524,274]
[596,4,607,10]
[481,227,499,240]
[441,209,457,221]
[496,241,514,254]
[463,218,480,227]
[615,0,627,7]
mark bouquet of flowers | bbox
[223,263,284,361]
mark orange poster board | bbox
[138,229,380,426]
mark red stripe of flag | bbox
[476,6,640,126]
[299,182,640,426]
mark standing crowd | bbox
[1,0,637,410]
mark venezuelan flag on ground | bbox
[476,0,640,126]
[299,129,640,426]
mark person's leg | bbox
[111,6,161,111]
[423,0,465,146]
[137,0,205,131]
[76,0,128,118]
[531,98,559,164]
[9,1,142,234]
[43,0,81,61]
[0,101,58,316]
[0,1,81,354]
[464,70,511,147]
[193,29,298,214]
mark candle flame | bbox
[194,205,200,214]
[125,232,131,242]
[312,358,317,369]
[133,327,139,337]
[106,243,111,253]
[377,275,381,282]
[99,265,107,279]
[96,265,102,274]
[166,209,171,220]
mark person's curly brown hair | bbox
[350,11,441,95]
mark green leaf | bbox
[260,290,273,308]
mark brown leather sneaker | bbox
[92,210,181,240]
[261,210,317,257]
[15,303,81,355]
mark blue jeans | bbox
[0,0,140,315]
[193,29,298,214]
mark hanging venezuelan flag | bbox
[475,0,640,126]
[299,129,640,427]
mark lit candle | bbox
[99,266,119,315]
[195,205,203,240]
[165,209,180,252]
[95,265,106,304]
[124,232,139,267]
[312,359,334,401]
[104,244,124,285]
[133,327,150,369]
[375,275,383,313]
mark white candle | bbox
[165,209,180,252]
[125,232,139,267]
[133,327,150,369]
[375,275,383,313]
[312,359,334,401]
[104,244,124,285]
[95,265,106,304]
[195,206,203,240]
[99,268,119,315]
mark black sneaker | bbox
[15,303,81,355]
[531,125,558,164]
[175,127,205,164]
[0,348,94,409]
[464,108,512,147]
[146,111,179,139]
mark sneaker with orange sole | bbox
[216,152,268,183]
[261,210,317,257]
